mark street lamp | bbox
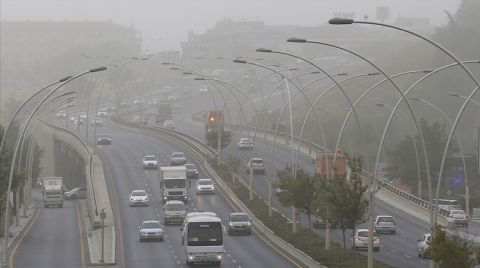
[287,37,438,263]
[376,103,422,197]
[1,66,106,268]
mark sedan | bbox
[196,179,215,194]
[96,135,111,145]
[163,120,175,130]
[246,158,265,175]
[237,138,253,150]
[447,209,468,227]
[170,152,187,166]
[129,190,150,206]
[352,229,380,251]
[142,155,159,169]
[64,187,87,199]
[184,163,199,179]
[138,220,164,242]
[227,213,252,235]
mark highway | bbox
[96,123,297,268]
[11,190,85,268]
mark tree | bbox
[317,157,369,249]
[427,225,478,268]
[277,166,317,229]
[386,118,459,194]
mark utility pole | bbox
[100,208,106,263]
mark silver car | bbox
[196,179,215,194]
[227,213,252,235]
[138,220,164,242]
[142,155,159,169]
[237,138,253,150]
[246,158,265,175]
[129,190,150,206]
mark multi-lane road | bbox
[10,88,480,268]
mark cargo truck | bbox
[160,166,188,202]
[41,177,64,208]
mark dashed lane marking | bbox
[404,255,412,259]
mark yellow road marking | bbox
[76,202,87,268]
[9,206,40,267]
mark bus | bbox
[182,213,224,266]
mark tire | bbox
[374,247,380,252]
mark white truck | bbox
[41,177,64,208]
[182,212,224,265]
[160,166,188,202]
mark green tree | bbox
[318,157,369,249]
[386,119,459,194]
[277,166,317,229]
[427,225,477,268]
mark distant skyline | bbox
[0,0,462,51]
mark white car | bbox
[97,109,107,118]
[142,155,159,169]
[63,187,87,199]
[164,200,187,225]
[352,229,380,251]
[246,158,265,175]
[163,120,175,130]
[417,233,431,258]
[447,209,468,227]
[196,179,215,194]
[56,111,67,119]
[138,220,164,241]
[129,190,150,206]
[237,138,254,150]
[374,215,396,234]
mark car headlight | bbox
[229,222,233,226]
[188,255,194,260]
[247,222,251,226]
[216,255,222,260]
[195,171,198,174]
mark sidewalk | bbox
[0,204,37,265]
[78,199,115,266]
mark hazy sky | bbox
[1,0,461,51]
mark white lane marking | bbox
[390,249,397,253]
[227,254,232,258]
[420,261,427,264]
[404,255,412,258]
[232,259,237,264]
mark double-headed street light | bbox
[1,66,106,268]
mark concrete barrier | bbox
[40,122,115,265]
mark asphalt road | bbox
[97,123,297,268]
[11,190,85,268]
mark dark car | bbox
[169,152,187,166]
[183,163,199,179]
[96,135,111,145]
[227,212,252,235]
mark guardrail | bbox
[191,112,452,217]
[111,116,323,267]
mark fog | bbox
[1,0,461,51]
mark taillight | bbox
[355,236,361,241]
[373,236,379,241]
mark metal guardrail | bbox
[191,112,453,217]
[111,116,322,267]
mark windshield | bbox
[144,156,157,161]
[165,203,185,211]
[131,191,146,196]
[187,222,223,246]
[198,180,212,185]
[45,191,62,196]
[378,217,395,223]
[230,214,249,222]
[164,179,186,188]
[142,222,161,229]
[251,159,264,164]
[184,164,196,169]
